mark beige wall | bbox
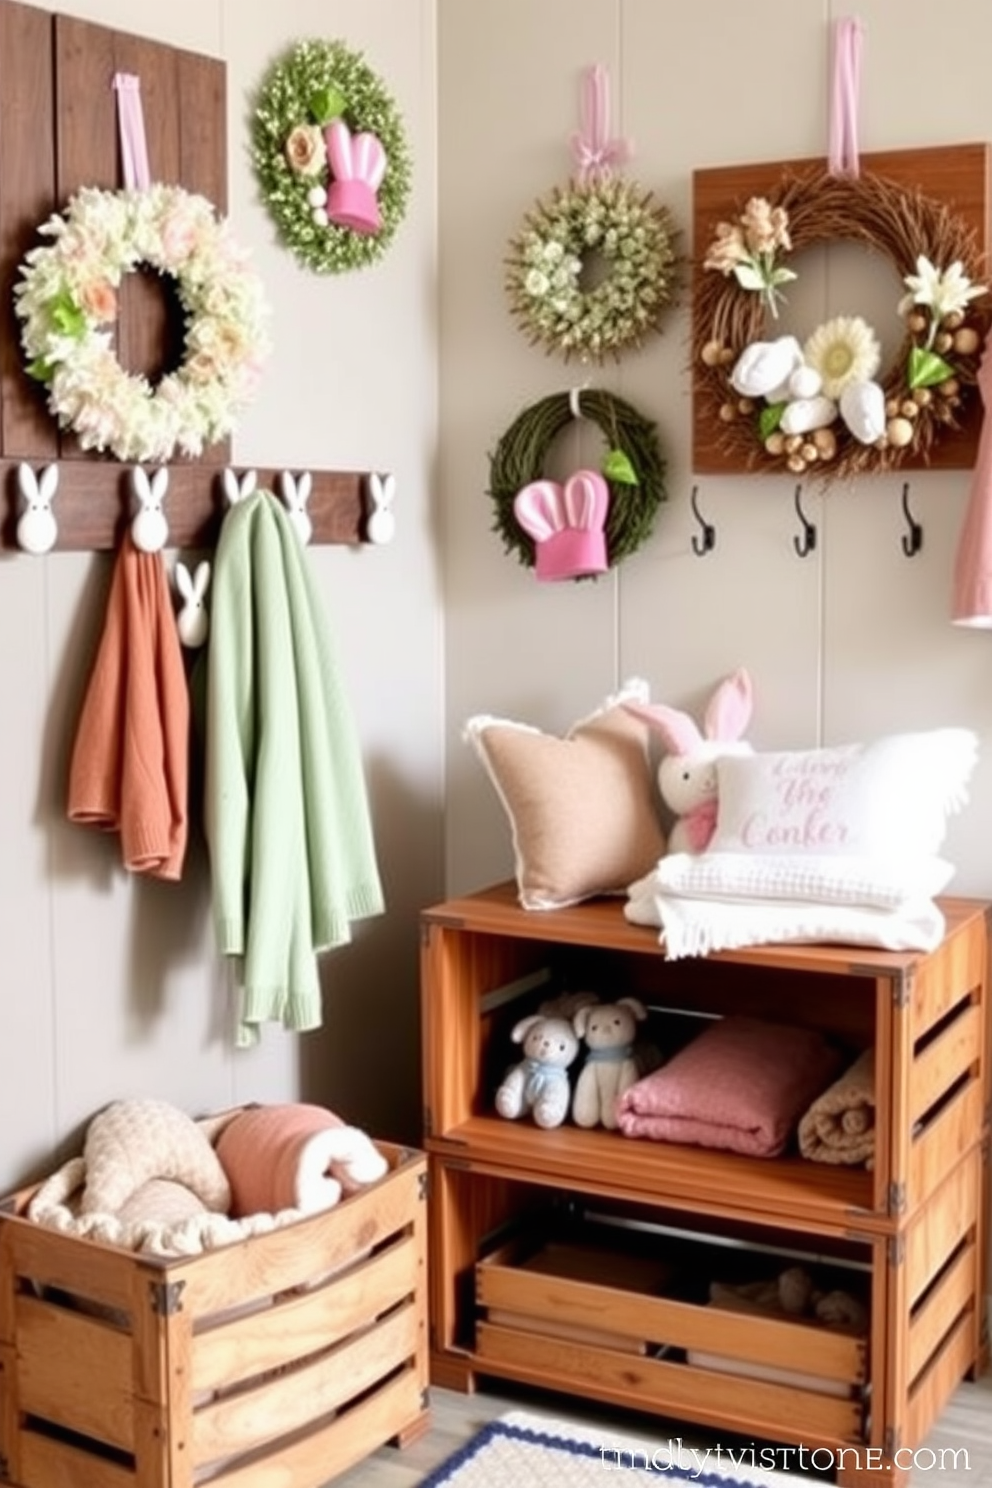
[0,0,442,1188]
[438,0,992,904]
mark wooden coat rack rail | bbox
[0,1,375,555]
[0,461,369,552]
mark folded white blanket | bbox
[625,874,946,958]
[648,851,954,911]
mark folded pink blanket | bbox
[616,1016,845,1157]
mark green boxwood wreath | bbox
[489,389,667,575]
[251,37,412,274]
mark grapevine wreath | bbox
[505,177,680,362]
[695,167,990,482]
[489,388,667,574]
[251,37,412,275]
[14,183,270,465]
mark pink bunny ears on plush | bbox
[513,468,610,581]
[624,667,753,754]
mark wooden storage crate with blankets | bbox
[0,1114,429,1488]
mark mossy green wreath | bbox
[251,38,412,275]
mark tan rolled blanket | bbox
[798,1047,875,1167]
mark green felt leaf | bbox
[50,294,85,338]
[758,402,786,441]
[733,263,765,292]
[26,357,54,383]
[907,346,955,389]
[309,85,347,125]
[602,448,639,485]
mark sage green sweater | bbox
[204,489,384,1046]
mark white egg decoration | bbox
[839,381,887,444]
[779,395,838,435]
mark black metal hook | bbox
[793,484,817,558]
[900,482,923,557]
[689,485,716,556]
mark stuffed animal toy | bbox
[710,1264,868,1334]
[495,1014,580,1128]
[571,997,651,1129]
[538,990,599,1020]
[624,668,754,854]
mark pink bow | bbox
[570,64,631,186]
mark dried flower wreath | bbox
[695,167,989,482]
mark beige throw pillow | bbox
[465,681,666,910]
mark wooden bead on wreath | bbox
[488,389,667,580]
[504,65,680,363]
[251,37,412,274]
[694,165,990,482]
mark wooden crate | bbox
[0,1142,429,1488]
[475,1225,871,1448]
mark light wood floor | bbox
[329,1369,992,1486]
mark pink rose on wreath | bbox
[79,281,118,322]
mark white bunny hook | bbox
[16,462,59,554]
[222,468,258,507]
[130,466,169,553]
[279,470,313,546]
[174,560,211,648]
[366,472,396,544]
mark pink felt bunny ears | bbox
[325,120,387,234]
[513,469,609,581]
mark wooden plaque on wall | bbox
[692,144,992,477]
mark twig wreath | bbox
[489,389,667,574]
[14,184,271,465]
[695,166,989,481]
[505,177,679,364]
[251,38,412,275]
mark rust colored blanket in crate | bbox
[616,1015,845,1156]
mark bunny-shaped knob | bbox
[324,119,387,234]
[513,469,609,581]
[175,560,211,648]
[279,470,313,545]
[131,467,169,553]
[222,468,258,507]
[366,472,396,544]
[16,463,59,555]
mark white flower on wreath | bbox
[803,316,881,400]
[898,255,986,330]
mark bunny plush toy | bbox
[625,668,754,854]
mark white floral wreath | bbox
[14,183,271,465]
[505,176,679,362]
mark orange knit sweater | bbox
[67,534,189,880]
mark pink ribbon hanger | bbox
[570,64,632,185]
[113,72,151,189]
[828,16,864,177]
